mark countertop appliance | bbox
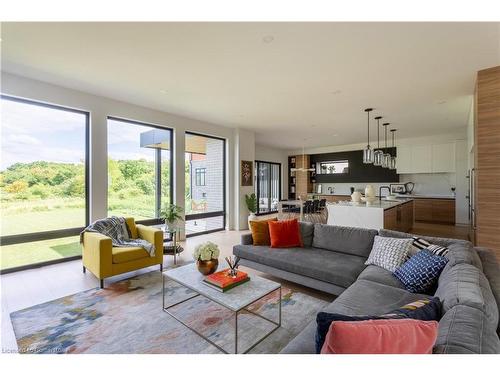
[404,182,415,194]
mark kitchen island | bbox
[327,198,414,232]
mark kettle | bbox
[404,182,415,194]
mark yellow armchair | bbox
[82,217,164,288]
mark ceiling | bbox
[1,22,499,149]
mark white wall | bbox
[1,72,240,231]
[234,129,255,230]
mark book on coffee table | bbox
[203,269,250,292]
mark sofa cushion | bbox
[299,221,315,248]
[321,319,438,354]
[434,263,499,329]
[124,217,138,239]
[434,304,500,354]
[394,250,448,294]
[249,218,276,246]
[365,236,413,273]
[378,229,482,270]
[112,246,149,264]
[312,224,378,258]
[476,247,500,333]
[233,245,366,288]
[269,219,302,248]
[357,265,405,289]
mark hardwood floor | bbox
[410,222,470,241]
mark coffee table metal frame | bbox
[162,273,281,354]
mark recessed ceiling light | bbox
[160,89,167,94]
[437,100,447,104]
[332,134,338,137]
[310,124,317,128]
[331,90,342,95]
[262,35,274,43]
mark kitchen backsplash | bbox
[316,173,456,196]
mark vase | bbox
[196,259,218,275]
[248,213,257,228]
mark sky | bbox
[0,99,172,171]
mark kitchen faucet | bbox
[328,186,335,194]
[379,186,391,199]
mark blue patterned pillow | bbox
[394,249,448,293]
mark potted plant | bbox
[245,193,257,225]
[160,203,184,232]
[193,241,220,275]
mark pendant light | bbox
[382,123,391,168]
[390,129,397,170]
[363,108,374,164]
[373,116,383,166]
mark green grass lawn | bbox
[0,236,81,270]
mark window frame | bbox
[195,168,206,186]
[185,131,226,237]
[107,116,174,226]
[255,160,282,215]
[0,94,90,274]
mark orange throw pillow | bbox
[249,218,277,246]
[268,219,302,248]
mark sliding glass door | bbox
[0,95,89,271]
[107,117,173,223]
[255,160,281,214]
[185,132,226,236]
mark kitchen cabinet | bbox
[315,195,351,203]
[432,143,456,173]
[396,143,456,174]
[383,200,414,232]
[414,198,455,224]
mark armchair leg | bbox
[160,263,163,272]
[100,279,104,289]
[83,265,86,273]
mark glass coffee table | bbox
[162,264,281,354]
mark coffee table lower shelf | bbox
[162,274,281,354]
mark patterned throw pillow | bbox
[365,236,414,273]
[394,249,448,293]
[315,297,442,353]
[411,236,449,257]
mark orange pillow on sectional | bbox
[321,319,438,354]
[249,218,277,246]
[268,219,302,248]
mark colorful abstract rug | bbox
[10,269,329,353]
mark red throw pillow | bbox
[268,219,302,248]
[321,319,438,354]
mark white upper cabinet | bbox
[397,142,456,174]
[411,145,433,173]
[432,143,456,172]
[396,145,412,174]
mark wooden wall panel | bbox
[476,65,500,259]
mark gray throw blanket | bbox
[80,216,155,257]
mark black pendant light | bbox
[373,116,383,166]
[363,108,374,164]
[390,129,397,170]
[382,123,391,168]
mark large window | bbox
[185,133,225,236]
[107,117,172,222]
[255,161,281,214]
[0,95,88,271]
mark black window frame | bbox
[185,131,226,237]
[255,160,282,215]
[107,116,174,226]
[0,94,90,274]
[195,168,206,186]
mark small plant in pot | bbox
[160,203,184,232]
[245,193,257,225]
[193,241,220,275]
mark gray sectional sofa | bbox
[232,223,500,354]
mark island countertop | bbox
[335,198,413,210]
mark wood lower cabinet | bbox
[316,195,351,203]
[384,200,414,232]
[414,198,455,224]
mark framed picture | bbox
[390,183,406,194]
[241,160,253,186]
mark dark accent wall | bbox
[310,147,399,183]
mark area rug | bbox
[10,269,329,354]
